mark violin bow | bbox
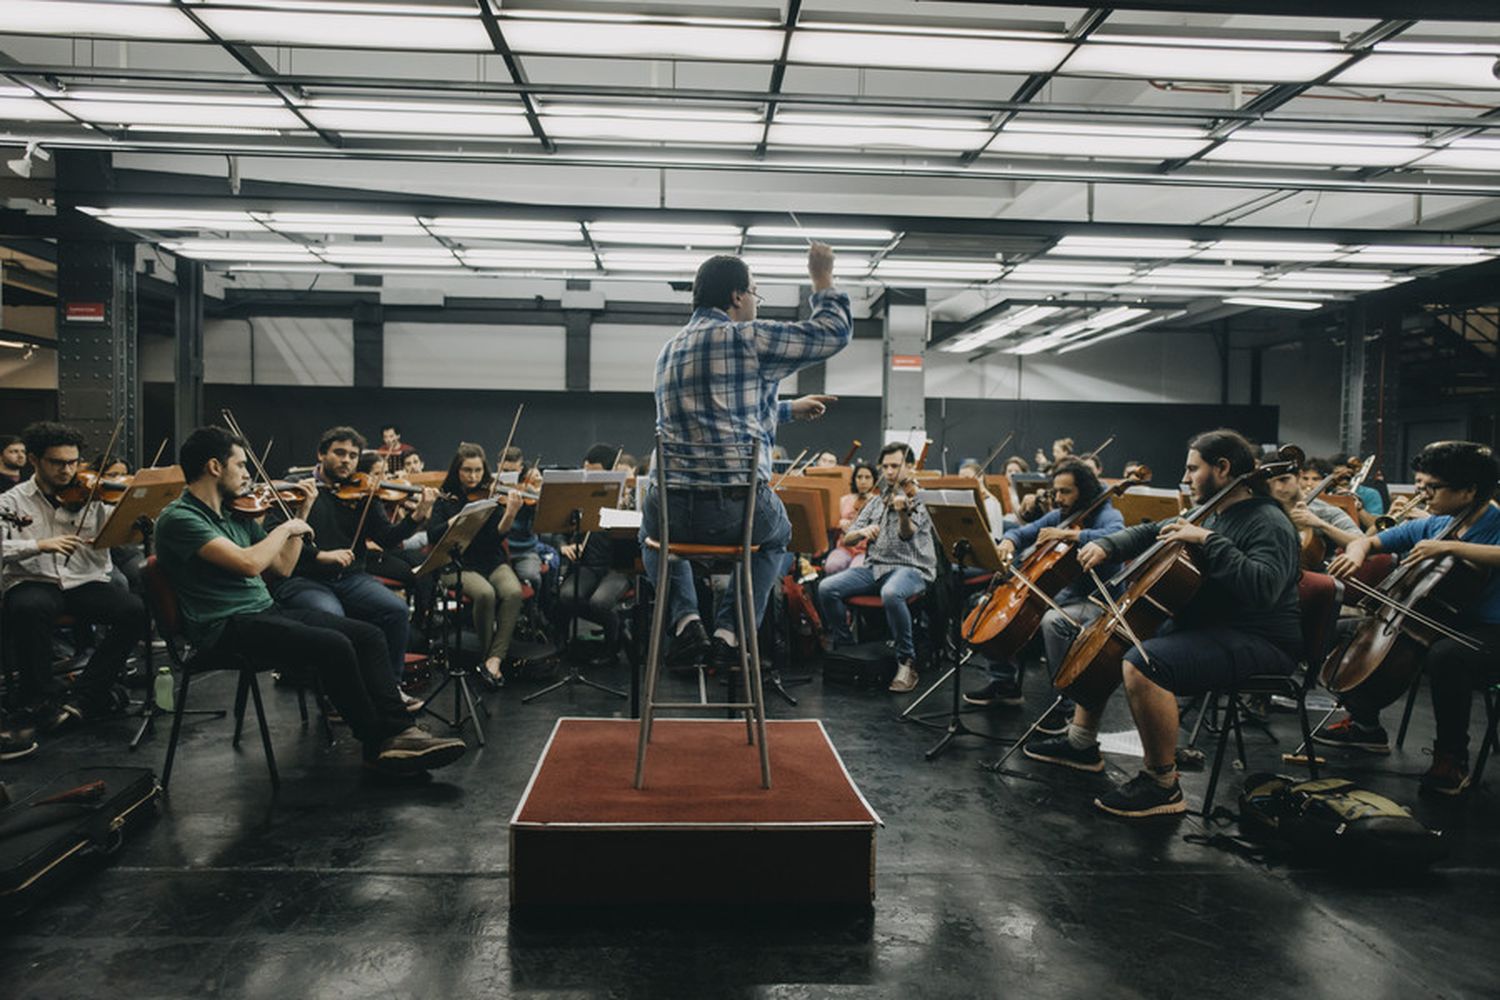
[1081,435,1115,461]
[148,437,169,469]
[1087,568,1152,666]
[491,403,525,499]
[773,449,810,490]
[979,432,1015,474]
[221,410,299,525]
[67,414,125,561]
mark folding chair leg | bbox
[160,670,192,792]
[1471,688,1498,788]
[1395,666,1424,750]
[1202,693,1235,818]
[231,669,250,746]
[246,672,280,792]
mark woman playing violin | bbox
[1317,441,1500,795]
[823,461,877,576]
[429,443,529,686]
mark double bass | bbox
[1053,446,1301,708]
[961,465,1151,663]
[1320,499,1491,710]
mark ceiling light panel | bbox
[82,207,265,232]
[746,225,895,243]
[543,114,762,146]
[501,19,783,62]
[1333,53,1500,90]
[459,248,597,270]
[586,222,742,247]
[990,120,1210,160]
[1007,262,1135,283]
[59,97,304,131]
[1060,42,1347,84]
[1195,240,1344,262]
[1135,265,1264,287]
[0,96,72,123]
[195,8,490,51]
[164,240,318,262]
[1049,236,1197,258]
[423,218,583,242]
[1204,135,1425,168]
[1344,245,1496,266]
[0,1,204,41]
[600,250,716,271]
[1264,269,1400,290]
[319,246,459,266]
[1223,297,1324,311]
[1418,140,1500,172]
[769,123,987,153]
[258,212,425,236]
[743,253,872,276]
[301,100,530,137]
[941,305,1062,353]
[787,30,1070,74]
[874,260,1004,280]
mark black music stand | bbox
[415,499,499,746]
[524,472,629,704]
[902,490,1015,761]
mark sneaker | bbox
[1419,751,1471,798]
[1313,716,1390,754]
[0,726,38,762]
[1035,702,1073,736]
[666,619,709,667]
[963,677,1023,707]
[1023,733,1105,773]
[375,726,467,774]
[888,659,919,693]
[1094,771,1187,819]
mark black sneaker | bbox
[374,726,467,775]
[666,619,709,667]
[1313,716,1390,754]
[1419,750,1471,798]
[963,677,1023,707]
[1094,771,1187,819]
[1023,733,1104,773]
[1035,702,1073,736]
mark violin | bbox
[56,469,131,511]
[1053,447,1300,709]
[322,472,425,505]
[961,465,1151,663]
[445,482,541,505]
[230,481,306,518]
[1320,500,1491,710]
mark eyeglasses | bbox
[740,287,764,304]
[1419,480,1453,494]
[40,456,79,468]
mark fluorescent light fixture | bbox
[1196,240,1344,262]
[1416,141,1500,172]
[776,111,989,132]
[1223,297,1324,311]
[459,248,597,269]
[788,30,1070,74]
[1056,312,1179,354]
[1205,136,1424,168]
[1008,306,1151,355]
[69,87,285,107]
[0,97,72,123]
[1007,262,1135,284]
[543,104,762,123]
[1264,269,1399,290]
[1234,128,1427,148]
[318,246,459,266]
[302,102,530,138]
[544,115,762,146]
[196,8,490,51]
[423,218,583,242]
[747,225,895,242]
[60,98,304,131]
[1136,265,1264,287]
[164,240,318,262]
[601,250,714,271]
[1061,42,1346,84]
[874,260,1004,281]
[940,305,1061,353]
[257,212,424,236]
[587,222,741,247]
[0,1,203,41]
[502,19,783,61]
[123,125,289,136]
[1333,54,1500,90]
[1344,245,1496,266]
[987,125,1208,160]
[742,253,872,276]
[769,123,987,153]
[82,207,265,232]
[1049,236,1196,258]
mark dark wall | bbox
[167,384,1277,483]
[0,389,58,437]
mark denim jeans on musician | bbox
[817,565,927,661]
[272,572,410,683]
[638,482,792,638]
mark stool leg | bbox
[731,565,753,742]
[231,669,250,746]
[1202,693,1234,818]
[742,557,771,789]
[247,671,279,792]
[634,552,673,790]
[160,670,192,791]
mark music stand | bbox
[902,490,1015,761]
[525,471,629,704]
[416,498,500,746]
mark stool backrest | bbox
[651,435,761,555]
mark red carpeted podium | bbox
[509,717,882,908]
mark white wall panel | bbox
[385,323,564,390]
[823,339,883,397]
[590,324,677,392]
[202,317,352,386]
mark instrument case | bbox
[0,766,161,917]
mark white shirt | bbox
[0,477,114,592]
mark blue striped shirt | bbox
[654,288,853,483]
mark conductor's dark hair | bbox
[692,255,751,311]
[179,425,246,482]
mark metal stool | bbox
[635,436,771,790]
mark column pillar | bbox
[880,288,927,444]
[173,256,204,455]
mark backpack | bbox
[1235,772,1447,870]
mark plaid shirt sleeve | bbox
[752,288,853,382]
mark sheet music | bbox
[598,507,643,531]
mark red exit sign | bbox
[65,302,106,323]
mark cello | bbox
[961,464,1151,663]
[1320,499,1491,711]
[1053,446,1301,709]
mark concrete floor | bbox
[2,653,1497,1000]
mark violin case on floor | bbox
[821,642,898,687]
[0,766,161,917]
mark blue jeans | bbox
[639,482,791,637]
[818,565,927,661]
[273,573,410,683]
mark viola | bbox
[1320,501,1491,710]
[230,481,306,518]
[322,472,425,505]
[1053,447,1300,709]
[56,469,131,511]
[961,465,1151,663]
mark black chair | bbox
[1470,681,1499,792]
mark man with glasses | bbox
[1319,440,1500,796]
[0,421,146,729]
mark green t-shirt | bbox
[154,491,275,645]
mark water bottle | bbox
[154,666,176,713]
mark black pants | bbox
[1429,623,1500,758]
[3,580,145,709]
[208,607,412,752]
[556,566,631,644]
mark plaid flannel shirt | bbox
[655,288,852,484]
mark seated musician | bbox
[823,461,877,575]
[0,434,27,493]
[1331,452,1385,523]
[95,454,146,593]
[1318,441,1500,794]
[155,426,464,777]
[268,426,436,707]
[427,443,529,687]
[0,421,147,729]
[957,458,1009,538]
[505,464,547,594]
[376,423,415,463]
[1267,463,1360,567]
[818,443,937,694]
[965,459,1123,710]
[1026,429,1302,819]
[498,445,524,476]
[555,443,637,665]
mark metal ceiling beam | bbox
[754,0,802,159]
[475,0,555,154]
[4,62,1496,133]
